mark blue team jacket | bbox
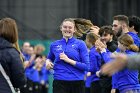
[115,32,140,52]
[39,64,49,84]
[26,64,49,84]
[112,50,140,93]
[89,46,111,82]
[47,37,89,80]
[127,32,140,48]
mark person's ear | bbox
[110,35,113,38]
[60,26,62,32]
[131,26,134,29]
[121,24,125,29]
[74,27,76,33]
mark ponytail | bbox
[73,18,94,37]
[128,44,139,52]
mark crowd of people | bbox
[0,15,140,93]
[21,42,49,93]
[45,15,140,93]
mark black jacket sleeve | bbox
[8,48,26,88]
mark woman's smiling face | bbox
[61,21,75,38]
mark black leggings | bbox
[53,80,85,93]
[90,81,101,93]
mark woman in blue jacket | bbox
[46,18,89,93]
[86,32,101,93]
[112,34,140,93]
[86,32,112,93]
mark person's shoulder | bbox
[90,47,96,52]
[90,47,98,55]
[0,47,20,61]
[0,47,18,53]
[75,38,85,44]
[7,47,20,56]
[75,38,83,41]
[50,39,63,46]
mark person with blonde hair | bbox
[85,32,101,93]
[46,18,89,93]
[86,32,113,93]
[110,34,140,93]
[0,18,26,93]
[34,44,45,56]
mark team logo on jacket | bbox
[72,44,75,47]
[71,44,77,49]
[56,45,63,51]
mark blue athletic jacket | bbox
[127,32,140,48]
[115,32,140,52]
[39,64,49,84]
[89,46,111,82]
[47,37,89,80]
[26,64,49,84]
[112,50,140,93]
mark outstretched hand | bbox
[46,59,54,70]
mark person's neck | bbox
[63,36,73,42]
[88,44,93,49]
[109,38,113,42]
[123,28,129,34]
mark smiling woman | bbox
[60,19,76,40]
[46,18,89,93]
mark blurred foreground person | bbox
[101,34,140,93]
[101,53,140,76]
[0,18,26,93]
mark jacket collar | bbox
[61,37,75,43]
[0,37,13,49]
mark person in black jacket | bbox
[0,18,26,93]
[97,25,118,93]
[98,25,118,52]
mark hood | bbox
[0,37,13,49]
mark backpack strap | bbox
[0,63,16,93]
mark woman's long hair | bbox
[61,18,94,38]
[0,18,24,62]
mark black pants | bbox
[90,81,101,93]
[41,84,48,93]
[90,80,112,93]
[85,87,90,93]
[100,77,112,93]
[20,78,33,93]
[116,89,120,93]
[53,80,85,93]
[32,82,42,93]
[101,86,111,93]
